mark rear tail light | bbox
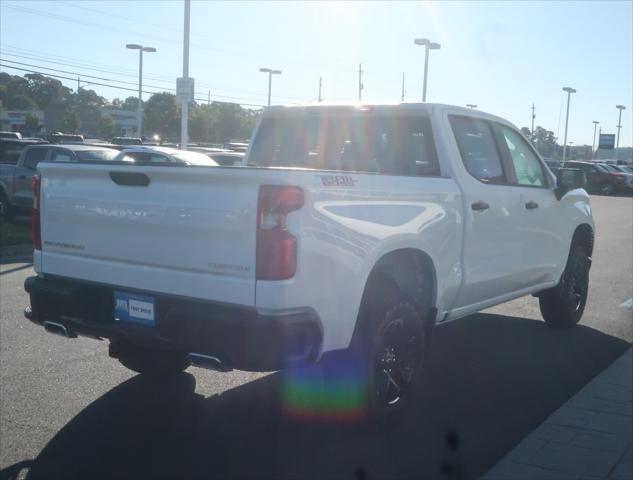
[256,185,304,280]
[31,175,42,250]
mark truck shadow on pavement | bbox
[12,313,631,480]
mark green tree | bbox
[144,92,179,139]
[25,113,40,134]
[0,73,31,109]
[520,127,532,142]
[96,115,114,139]
[72,88,106,133]
[24,73,72,109]
[189,104,214,142]
[9,94,37,110]
[530,126,559,158]
[61,108,81,133]
[121,96,139,111]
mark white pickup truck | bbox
[25,103,593,422]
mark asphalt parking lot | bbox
[1,195,631,480]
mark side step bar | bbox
[188,353,232,372]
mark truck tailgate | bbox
[38,163,258,306]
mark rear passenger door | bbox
[447,115,526,314]
[14,147,48,209]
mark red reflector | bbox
[31,175,42,250]
[257,185,303,280]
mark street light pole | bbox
[615,105,626,161]
[592,120,599,159]
[259,68,282,106]
[561,87,576,163]
[181,0,191,150]
[126,43,156,139]
[414,38,440,102]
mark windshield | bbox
[249,113,439,176]
[76,149,121,162]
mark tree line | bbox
[0,72,260,142]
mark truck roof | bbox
[263,102,512,126]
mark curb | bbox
[0,244,33,258]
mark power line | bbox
[2,2,354,74]
[0,64,268,107]
[0,47,309,100]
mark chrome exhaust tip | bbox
[188,353,232,372]
[43,321,77,339]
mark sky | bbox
[1,0,631,147]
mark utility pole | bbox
[77,76,80,92]
[531,103,535,139]
[401,72,405,101]
[561,87,576,163]
[616,105,626,161]
[592,121,599,159]
[358,63,363,101]
[318,76,322,102]
[180,0,191,150]
[206,90,211,143]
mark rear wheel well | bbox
[361,249,436,318]
[572,224,594,257]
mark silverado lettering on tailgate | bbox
[318,175,357,187]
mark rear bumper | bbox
[24,275,322,372]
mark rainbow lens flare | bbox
[281,350,369,423]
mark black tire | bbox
[599,182,615,196]
[110,340,190,377]
[539,245,590,328]
[352,274,428,427]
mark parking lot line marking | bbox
[620,298,633,309]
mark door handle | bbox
[109,172,150,187]
[471,200,490,211]
[525,201,539,210]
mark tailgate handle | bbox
[109,172,150,187]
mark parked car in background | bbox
[544,160,561,175]
[112,137,143,146]
[0,131,22,139]
[1,138,48,165]
[0,143,120,221]
[600,163,633,175]
[223,141,249,152]
[564,160,633,195]
[115,146,219,166]
[46,133,85,144]
[190,147,246,166]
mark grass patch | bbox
[0,221,31,247]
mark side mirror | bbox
[555,168,586,199]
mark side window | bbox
[450,116,505,184]
[148,154,172,163]
[373,116,440,176]
[499,126,547,187]
[51,150,73,162]
[23,148,48,170]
